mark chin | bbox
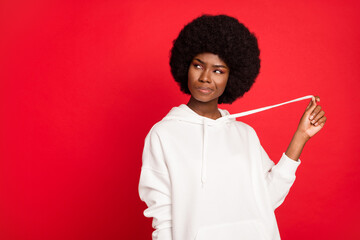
[193,95,218,104]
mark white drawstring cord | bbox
[227,95,314,119]
[199,95,314,186]
[201,118,208,187]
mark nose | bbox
[199,69,211,83]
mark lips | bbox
[196,86,214,94]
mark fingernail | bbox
[310,115,314,120]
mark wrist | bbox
[285,131,309,161]
[294,130,310,144]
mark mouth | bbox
[196,86,214,94]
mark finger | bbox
[305,96,316,109]
[314,116,327,127]
[306,96,318,112]
[311,110,325,125]
[309,105,322,120]
[305,99,313,110]
[314,96,320,103]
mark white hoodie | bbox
[139,100,306,240]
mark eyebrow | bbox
[194,58,228,69]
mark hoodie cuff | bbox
[153,227,172,240]
[275,152,301,177]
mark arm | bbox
[285,96,327,161]
[261,147,301,209]
[138,130,172,240]
[261,96,327,209]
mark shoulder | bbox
[233,120,257,133]
[230,120,261,144]
[218,107,257,134]
[144,106,185,140]
[144,120,168,142]
[148,117,180,136]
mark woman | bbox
[138,14,326,240]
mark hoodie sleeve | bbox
[245,125,301,210]
[260,145,301,210]
[138,128,172,240]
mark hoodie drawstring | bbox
[201,118,208,187]
[199,95,314,187]
[227,95,314,119]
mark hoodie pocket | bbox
[194,220,268,240]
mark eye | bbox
[214,69,224,74]
[193,64,202,69]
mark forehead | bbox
[193,52,227,66]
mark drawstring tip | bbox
[201,178,206,188]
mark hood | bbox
[163,95,314,187]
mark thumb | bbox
[306,96,319,110]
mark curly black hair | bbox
[169,14,260,104]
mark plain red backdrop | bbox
[1,0,360,239]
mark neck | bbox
[187,97,221,120]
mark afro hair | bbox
[169,14,260,104]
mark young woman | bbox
[138,14,326,240]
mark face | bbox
[187,52,229,104]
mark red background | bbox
[1,0,360,239]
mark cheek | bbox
[217,76,229,90]
[187,69,198,86]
